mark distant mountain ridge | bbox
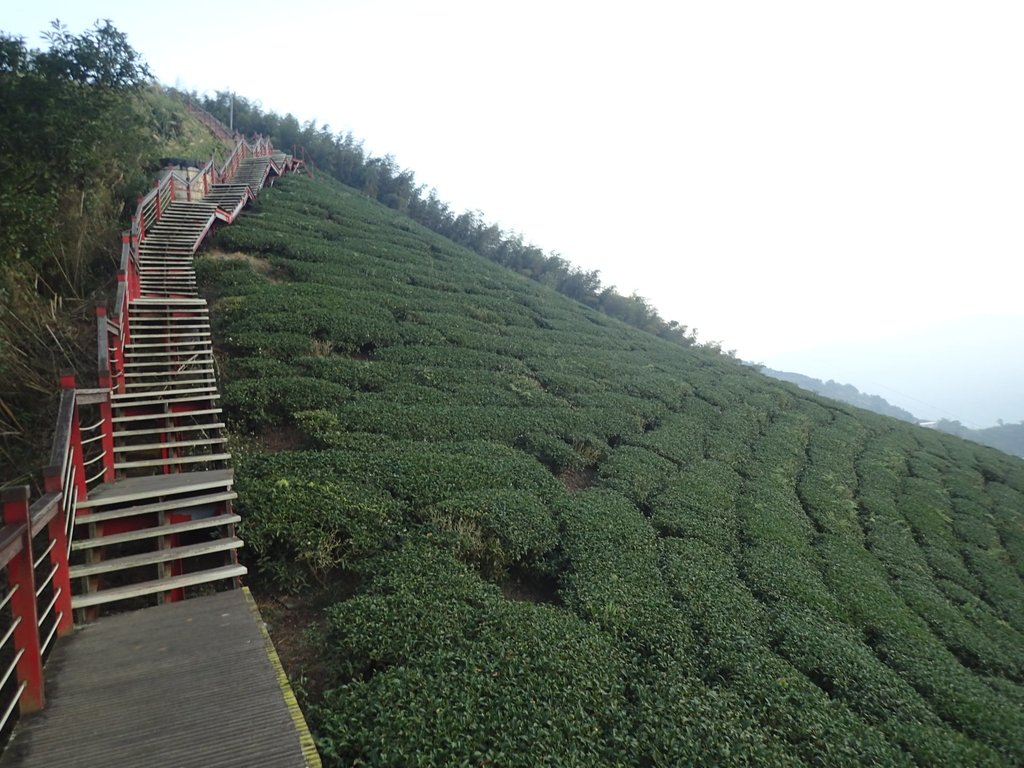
[929,419,1024,460]
[761,367,1024,458]
[760,368,919,422]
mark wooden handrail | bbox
[186,100,234,143]
[28,494,61,538]
[0,517,26,572]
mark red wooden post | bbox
[131,254,140,302]
[123,231,139,303]
[111,316,126,393]
[135,203,145,242]
[59,373,89,500]
[154,180,162,222]
[94,311,118,483]
[2,486,44,714]
[98,396,116,483]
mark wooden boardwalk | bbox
[0,589,319,767]
[0,121,318,765]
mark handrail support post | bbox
[2,487,44,714]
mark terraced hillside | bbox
[198,173,1024,767]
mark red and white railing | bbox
[0,375,97,731]
[0,120,285,741]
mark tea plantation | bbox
[197,173,1024,766]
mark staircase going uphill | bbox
[69,149,295,616]
[0,105,320,767]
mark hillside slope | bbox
[198,173,1024,767]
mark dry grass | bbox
[204,249,288,283]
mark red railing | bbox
[185,100,234,144]
[292,145,315,178]
[101,132,255,382]
[0,99,291,748]
[0,374,95,735]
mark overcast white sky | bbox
[6,1,1023,425]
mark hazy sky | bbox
[6,1,1023,425]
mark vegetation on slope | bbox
[198,172,1024,767]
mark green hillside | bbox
[198,173,1024,767]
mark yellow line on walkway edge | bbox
[242,587,323,767]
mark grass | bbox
[198,172,1024,767]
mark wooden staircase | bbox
[69,149,293,616]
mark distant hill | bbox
[761,368,1024,459]
[767,316,1024,428]
[760,368,919,422]
[929,420,1024,459]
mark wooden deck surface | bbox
[77,469,234,509]
[0,589,319,767]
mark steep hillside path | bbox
[0,126,319,765]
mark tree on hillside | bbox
[0,20,153,483]
[0,20,151,297]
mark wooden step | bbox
[111,407,222,424]
[138,259,195,263]
[76,469,233,509]
[132,310,208,317]
[70,537,243,578]
[125,341,211,350]
[129,320,210,326]
[114,421,226,438]
[125,378,216,390]
[115,452,231,470]
[75,489,237,523]
[114,437,226,454]
[72,513,241,549]
[121,354,214,362]
[113,387,217,399]
[130,332,211,340]
[128,315,207,321]
[121,367,213,376]
[122,356,212,366]
[131,298,207,306]
[71,564,247,609]
[111,391,217,409]
[122,368,215,378]
[126,328,210,336]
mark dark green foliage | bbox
[237,473,400,591]
[0,21,155,482]
[204,173,1024,766]
[314,542,630,766]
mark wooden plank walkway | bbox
[0,589,320,767]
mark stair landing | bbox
[0,589,319,767]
